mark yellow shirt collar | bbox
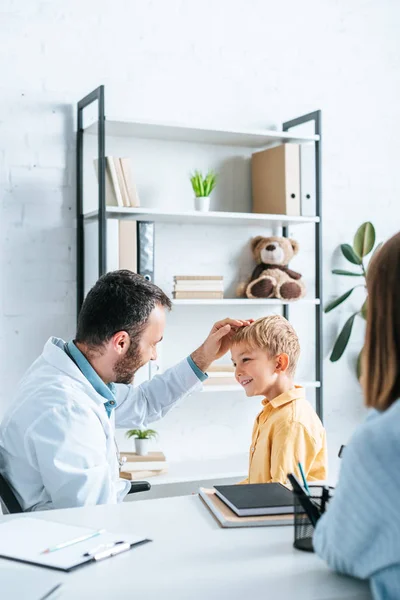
[262,385,305,409]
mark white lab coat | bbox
[0,337,202,511]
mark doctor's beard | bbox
[113,338,144,384]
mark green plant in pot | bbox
[190,170,217,212]
[126,428,158,456]
[325,222,382,377]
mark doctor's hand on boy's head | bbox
[190,318,253,373]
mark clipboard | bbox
[0,518,151,572]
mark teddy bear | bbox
[238,235,306,301]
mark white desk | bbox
[0,495,371,600]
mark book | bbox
[120,469,167,481]
[113,157,130,207]
[174,281,224,288]
[214,483,294,517]
[198,488,293,528]
[173,292,224,299]
[203,377,238,386]
[174,275,223,281]
[93,158,119,207]
[120,157,140,207]
[121,451,166,462]
[106,157,124,207]
[208,364,235,373]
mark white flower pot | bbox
[194,196,210,212]
[135,438,150,456]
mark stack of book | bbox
[119,451,167,481]
[173,276,224,300]
[94,156,140,208]
[204,363,237,387]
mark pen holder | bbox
[293,485,334,553]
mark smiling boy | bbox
[231,315,327,485]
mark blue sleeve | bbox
[186,356,208,382]
[313,417,400,581]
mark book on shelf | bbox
[120,157,141,207]
[173,291,224,300]
[174,283,224,291]
[113,157,130,207]
[204,377,238,387]
[174,275,223,281]
[93,157,121,207]
[93,156,140,208]
[208,364,235,373]
[121,451,166,463]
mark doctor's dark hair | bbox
[76,270,172,348]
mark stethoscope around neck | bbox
[64,342,126,472]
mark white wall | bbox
[1,0,400,480]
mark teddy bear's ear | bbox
[289,239,300,255]
[251,236,265,253]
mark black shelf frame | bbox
[76,87,323,420]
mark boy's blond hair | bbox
[232,315,300,376]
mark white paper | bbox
[0,518,147,571]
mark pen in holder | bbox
[292,482,334,552]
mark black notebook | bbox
[214,483,294,517]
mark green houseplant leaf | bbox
[360,298,368,320]
[353,222,375,258]
[324,287,357,313]
[330,313,358,362]
[341,243,362,265]
[332,269,363,277]
[126,428,158,440]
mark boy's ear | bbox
[275,353,289,373]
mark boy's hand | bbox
[190,318,253,373]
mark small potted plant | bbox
[190,169,217,212]
[126,429,158,456]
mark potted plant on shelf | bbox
[325,221,382,378]
[190,170,217,212]
[125,428,158,456]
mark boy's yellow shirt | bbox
[241,386,327,485]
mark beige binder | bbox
[251,143,300,216]
[118,221,137,272]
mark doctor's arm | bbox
[115,318,252,429]
[30,404,118,509]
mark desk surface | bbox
[0,495,371,600]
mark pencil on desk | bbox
[41,529,105,554]
[298,462,311,495]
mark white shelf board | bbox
[201,381,321,393]
[84,117,319,147]
[172,298,320,306]
[84,207,319,227]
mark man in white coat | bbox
[0,270,250,511]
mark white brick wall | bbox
[1,0,400,480]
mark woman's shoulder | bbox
[349,399,400,456]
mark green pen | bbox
[298,461,311,495]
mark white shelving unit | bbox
[172,298,320,306]
[84,116,319,147]
[84,206,319,226]
[77,86,323,419]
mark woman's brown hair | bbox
[364,231,400,410]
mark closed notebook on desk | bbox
[199,488,293,528]
[214,483,293,516]
[0,518,150,572]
